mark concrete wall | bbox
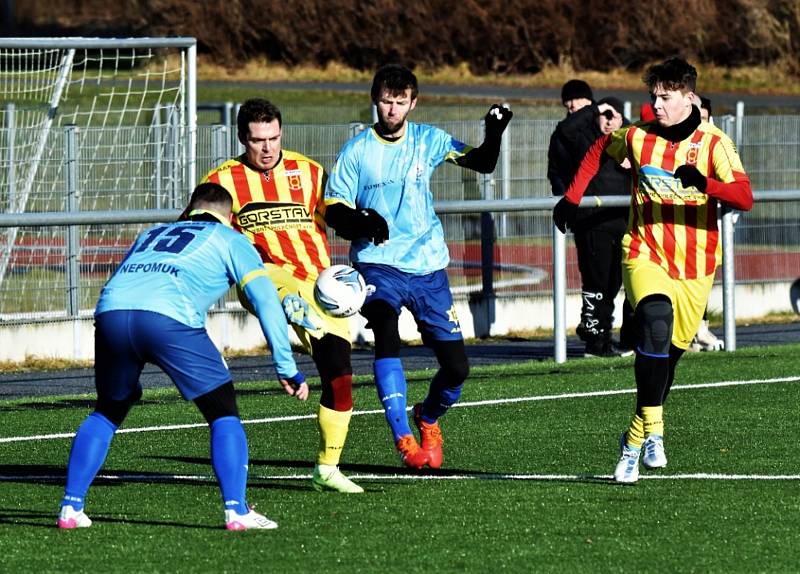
[1,280,796,363]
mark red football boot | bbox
[396,434,429,469]
[413,403,444,469]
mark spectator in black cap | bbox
[561,79,594,116]
[548,89,635,357]
[598,96,625,118]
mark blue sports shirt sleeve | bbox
[324,138,362,209]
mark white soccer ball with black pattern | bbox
[314,265,368,318]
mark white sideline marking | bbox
[450,375,800,409]
[2,472,799,482]
[1,375,798,445]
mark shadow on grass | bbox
[144,455,618,487]
[0,506,223,529]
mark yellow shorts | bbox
[622,260,714,350]
[239,264,351,353]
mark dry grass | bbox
[197,57,374,84]
[0,357,92,373]
[197,56,800,96]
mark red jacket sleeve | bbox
[705,173,753,211]
[564,134,611,204]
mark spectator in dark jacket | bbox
[548,95,634,357]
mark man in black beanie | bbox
[560,79,594,116]
[548,88,634,357]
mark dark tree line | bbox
[10,0,800,76]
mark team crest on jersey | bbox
[413,161,425,181]
[284,169,304,191]
[686,141,702,166]
[237,201,312,233]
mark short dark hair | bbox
[643,57,697,93]
[237,98,282,138]
[700,96,712,116]
[188,182,233,211]
[371,64,419,103]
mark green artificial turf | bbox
[1,345,799,572]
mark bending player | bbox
[58,183,306,530]
[325,64,512,469]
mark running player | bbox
[202,99,362,493]
[324,64,513,469]
[553,57,753,482]
[58,182,306,530]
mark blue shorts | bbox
[356,263,463,342]
[94,310,230,401]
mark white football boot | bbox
[225,507,278,530]
[613,433,641,483]
[642,434,668,469]
[690,320,724,352]
[312,464,364,493]
[57,505,92,529]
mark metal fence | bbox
[1,113,798,339]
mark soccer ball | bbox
[314,265,368,318]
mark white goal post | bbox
[0,37,196,315]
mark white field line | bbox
[2,472,799,483]
[1,374,798,445]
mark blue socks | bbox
[211,416,249,515]
[421,370,463,423]
[61,413,251,516]
[374,358,412,442]
[375,358,465,435]
[61,412,117,511]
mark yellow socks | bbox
[625,413,646,449]
[317,405,352,467]
[641,405,664,438]
[625,407,664,448]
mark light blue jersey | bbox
[96,218,298,378]
[325,122,470,274]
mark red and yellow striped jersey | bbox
[202,150,330,281]
[567,121,752,280]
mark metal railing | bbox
[2,189,797,362]
[1,113,798,361]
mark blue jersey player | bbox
[57,182,306,531]
[324,64,512,469]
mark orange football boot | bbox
[413,403,444,469]
[396,434,429,469]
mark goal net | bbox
[0,37,196,320]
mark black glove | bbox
[553,196,579,233]
[484,104,513,140]
[354,208,389,245]
[674,164,707,192]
